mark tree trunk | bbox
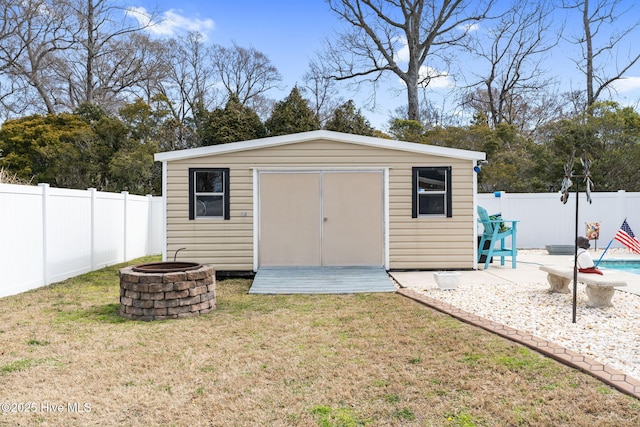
[35,80,56,114]
[86,0,95,104]
[406,65,420,122]
[583,0,594,106]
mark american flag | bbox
[614,219,640,254]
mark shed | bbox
[154,130,486,272]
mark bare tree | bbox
[152,32,220,148]
[302,58,343,127]
[393,95,463,129]
[163,32,217,116]
[324,0,495,121]
[127,36,172,106]
[70,33,158,111]
[0,0,160,116]
[462,0,560,132]
[563,0,640,107]
[0,0,77,115]
[210,42,282,117]
[0,0,26,117]
[0,0,26,73]
[65,0,159,107]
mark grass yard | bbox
[1,257,639,426]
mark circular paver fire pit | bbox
[119,262,216,321]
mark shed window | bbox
[189,168,230,220]
[412,167,452,218]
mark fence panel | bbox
[125,193,154,261]
[149,196,164,256]
[1,184,163,298]
[478,191,640,249]
[46,186,93,284]
[0,184,44,296]
[94,191,126,269]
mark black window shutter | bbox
[188,168,196,220]
[411,167,419,218]
[445,166,452,218]
[223,168,230,220]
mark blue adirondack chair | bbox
[477,206,518,269]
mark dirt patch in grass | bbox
[1,257,639,426]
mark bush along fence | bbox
[0,183,163,298]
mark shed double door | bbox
[258,171,384,267]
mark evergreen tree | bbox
[201,96,266,146]
[324,100,375,136]
[0,102,163,194]
[388,119,425,143]
[264,87,320,136]
[0,113,92,188]
[541,101,640,192]
[75,104,131,191]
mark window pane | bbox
[419,194,445,215]
[196,195,223,217]
[418,169,445,192]
[195,170,224,193]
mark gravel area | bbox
[405,266,640,382]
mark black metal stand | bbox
[560,152,593,324]
[572,180,578,323]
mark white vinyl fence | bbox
[1,183,163,298]
[478,191,640,250]
[3,183,639,298]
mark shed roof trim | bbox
[154,130,486,162]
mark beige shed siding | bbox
[165,138,476,270]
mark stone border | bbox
[119,264,216,321]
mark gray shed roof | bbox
[154,130,486,162]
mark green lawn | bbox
[0,257,638,426]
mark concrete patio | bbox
[390,249,640,297]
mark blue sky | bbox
[135,0,330,82]
[127,0,640,129]
[129,0,336,107]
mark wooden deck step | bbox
[249,266,396,294]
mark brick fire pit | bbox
[119,262,216,321]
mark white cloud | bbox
[460,23,480,33]
[127,7,215,38]
[611,76,640,93]
[394,36,410,63]
[392,37,454,88]
[418,66,453,88]
[395,66,453,90]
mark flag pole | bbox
[594,238,614,267]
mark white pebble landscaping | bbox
[410,274,640,381]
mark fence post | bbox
[39,183,50,286]
[89,188,97,270]
[146,194,153,256]
[122,191,129,262]
[494,190,504,214]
